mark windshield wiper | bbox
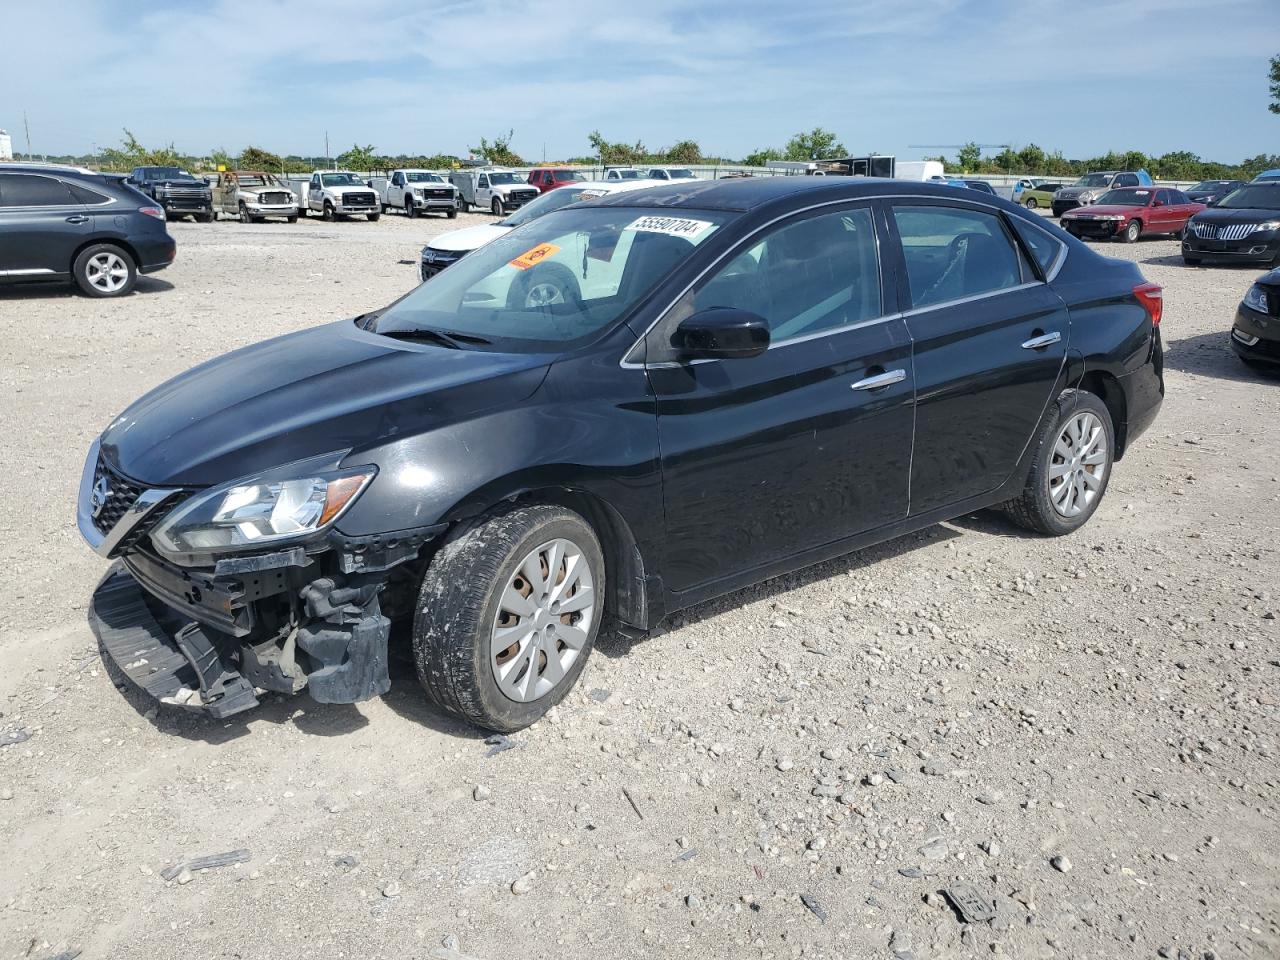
[376,327,492,348]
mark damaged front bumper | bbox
[88,534,442,719]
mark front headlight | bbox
[1243,284,1270,312]
[1255,220,1280,233]
[151,468,374,560]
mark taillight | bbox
[1133,281,1163,326]
[139,205,166,221]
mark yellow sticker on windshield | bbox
[510,242,561,270]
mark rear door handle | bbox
[1021,331,1062,350]
[65,215,90,224]
[851,369,906,391]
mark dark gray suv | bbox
[0,164,176,297]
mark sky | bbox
[3,0,1278,165]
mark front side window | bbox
[0,174,78,207]
[373,207,732,350]
[687,207,882,343]
[893,205,1025,309]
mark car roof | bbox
[0,161,97,176]
[578,178,665,194]
[587,176,1024,213]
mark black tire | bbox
[1183,256,1202,266]
[457,196,469,213]
[322,203,335,222]
[1002,389,1114,536]
[286,215,298,224]
[413,504,605,732]
[506,262,583,311]
[72,243,137,298]
[491,197,503,216]
[1123,219,1141,243]
[368,212,380,222]
[447,207,458,219]
[406,196,418,218]
[381,202,389,215]
[1025,197,1038,209]
[197,212,214,223]
[239,202,252,224]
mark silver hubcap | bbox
[491,538,595,703]
[86,252,128,292]
[1049,410,1108,518]
[525,282,565,308]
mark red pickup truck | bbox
[527,168,590,193]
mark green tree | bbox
[663,139,702,164]
[210,147,234,170]
[337,143,378,171]
[468,130,523,166]
[956,141,982,172]
[99,129,182,170]
[743,146,783,167]
[1017,143,1046,172]
[991,147,1020,171]
[587,130,647,166]
[1270,55,1280,114]
[783,127,847,161]
[239,145,284,171]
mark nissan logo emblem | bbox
[90,475,112,518]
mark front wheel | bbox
[1002,389,1113,536]
[1025,197,1039,209]
[406,197,418,219]
[1123,219,1141,243]
[491,197,503,216]
[413,504,605,732]
[239,203,252,224]
[457,196,469,213]
[287,215,298,224]
[73,244,137,298]
[322,203,335,222]
[368,212,380,222]
[196,212,214,223]
[446,207,458,219]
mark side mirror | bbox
[1206,197,1219,207]
[1152,199,1165,207]
[672,308,770,360]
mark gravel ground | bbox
[0,212,1277,960]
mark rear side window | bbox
[1010,218,1065,278]
[67,182,110,205]
[0,174,78,207]
[892,205,1027,308]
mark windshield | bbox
[143,167,194,181]
[500,186,610,227]
[236,174,282,187]
[406,172,442,183]
[1074,174,1113,187]
[1217,185,1280,210]
[665,169,696,179]
[613,169,641,179]
[552,170,588,182]
[321,173,363,186]
[1097,188,1153,206]
[488,172,521,185]
[373,206,732,350]
[1189,181,1228,192]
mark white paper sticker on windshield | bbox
[624,215,715,240]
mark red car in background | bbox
[1061,187,1204,243]
[527,168,590,193]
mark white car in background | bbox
[645,167,699,182]
[418,177,662,282]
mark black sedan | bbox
[1185,179,1245,206]
[1183,183,1280,266]
[1231,268,1280,369]
[78,177,1165,731]
[0,163,176,297]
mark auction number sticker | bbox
[624,215,716,240]
[510,242,561,270]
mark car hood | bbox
[493,183,535,193]
[100,319,552,487]
[1063,204,1143,217]
[154,179,207,189]
[1191,206,1280,224]
[1055,186,1104,198]
[426,223,510,254]
[240,185,290,197]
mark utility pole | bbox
[23,111,32,161]
[325,130,330,170]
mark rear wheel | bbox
[73,244,137,298]
[413,504,604,732]
[1123,219,1142,243]
[1002,389,1113,536]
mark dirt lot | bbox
[0,211,1277,960]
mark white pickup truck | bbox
[374,170,458,219]
[299,171,381,221]
[449,168,540,216]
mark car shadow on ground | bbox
[596,521,975,659]
[0,277,175,300]
[1163,330,1276,383]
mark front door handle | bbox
[65,215,90,224]
[1021,331,1062,350]
[851,369,906,391]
